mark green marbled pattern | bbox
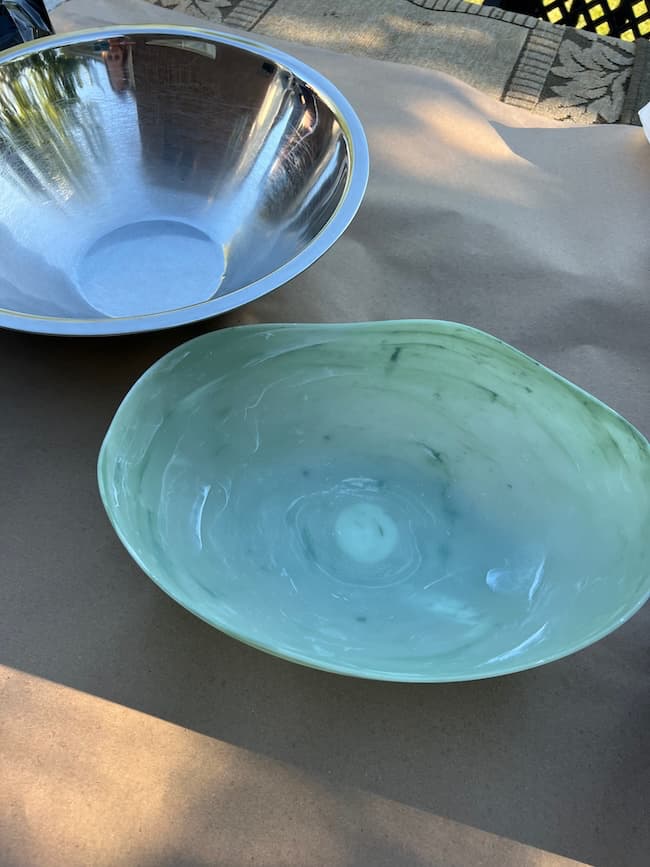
[98,321,650,681]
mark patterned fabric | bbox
[153,0,270,28]
[541,28,635,121]
[504,17,636,121]
[144,0,650,123]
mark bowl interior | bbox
[0,29,360,329]
[98,321,650,680]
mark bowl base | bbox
[77,219,225,318]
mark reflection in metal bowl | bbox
[0,27,369,334]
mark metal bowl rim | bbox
[0,25,370,336]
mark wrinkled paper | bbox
[2,5,648,867]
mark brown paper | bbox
[0,2,647,865]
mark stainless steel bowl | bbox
[0,26,369,335]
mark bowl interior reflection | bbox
[0,28,366,333]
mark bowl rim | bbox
[0,25,370,336]
[97,319,650,681]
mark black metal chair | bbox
[483,0,649,41]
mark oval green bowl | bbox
[98,321,650,681]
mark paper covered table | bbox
[0,1,648,864]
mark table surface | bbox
[1,2,648,865]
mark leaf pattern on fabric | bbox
[154,0,234,22]
[540,31,634,123]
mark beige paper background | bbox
[0,2,648,865]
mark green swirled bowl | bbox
[98,321,650,681]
